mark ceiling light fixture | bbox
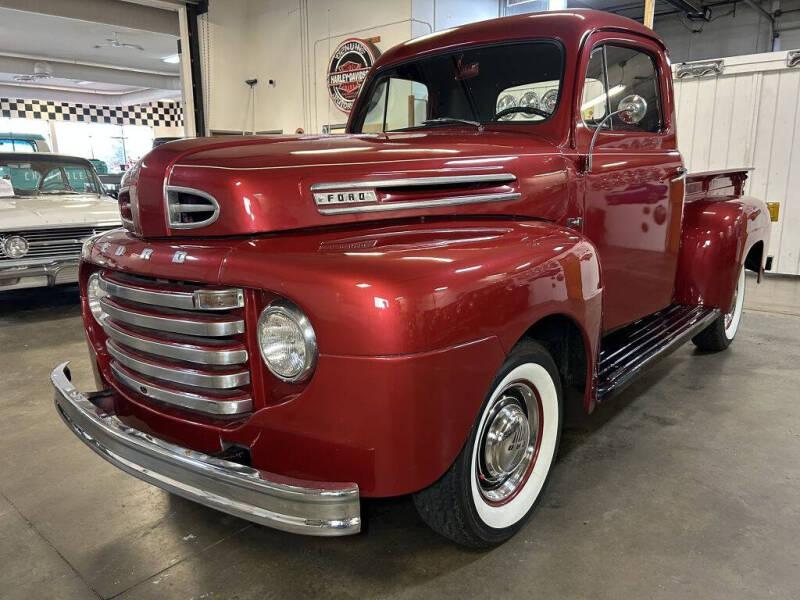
[94,32,144,52]
[13,61,53,82]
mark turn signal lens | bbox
[193,289,244,310]
[257,299,317,382]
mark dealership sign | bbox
[327,38,380,113]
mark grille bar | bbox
[99,297,245,337]
[102,318,248,365]
[107,340,250,389]
[110,362,253,415]
[99,272,244,312]
[1,226,117,261]
[99,270,252,417]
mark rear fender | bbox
[675,196,770,312]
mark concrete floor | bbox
[1,273,799,600]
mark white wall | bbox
[201,0,800,133]
[201,0,419,134]
[674,51,800,275]
[653,0,800,64]
[201,0,506,135]
[199,0,250,134]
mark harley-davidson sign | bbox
[327,38,380,113]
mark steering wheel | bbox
[493,105,550,121]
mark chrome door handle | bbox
[672,166,688,183]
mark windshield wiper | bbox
[421,117,483,130]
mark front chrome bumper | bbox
[0,258,79,289]
[51,363,361,536]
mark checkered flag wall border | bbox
[0,98,183,128]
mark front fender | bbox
[220,219,602,358]
[219,218,603,495]
[675,196,770,312]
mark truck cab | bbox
[52,10,770,547]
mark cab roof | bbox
[373,9,666,70]
[0,152,92,165]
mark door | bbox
[577,38,685,332]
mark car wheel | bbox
[413,340,562,547]
[692,267,745,351]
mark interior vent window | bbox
[166,187,220,229]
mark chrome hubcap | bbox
[477,382,539,502]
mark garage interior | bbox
[2,0,800,599]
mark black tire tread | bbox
[691,315,731,351]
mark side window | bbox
[361,80,388,133]
[581,44,662,133]
[581,48,607,125]
[604,45,661,132]
[360,78,429,132]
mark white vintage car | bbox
[0,153,121,291]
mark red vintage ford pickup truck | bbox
[52,10,770,547]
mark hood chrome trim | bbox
[310,173,516,192]
[316,191,522,215]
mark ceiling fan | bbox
[13,61,53,82]
[94,32,144,52]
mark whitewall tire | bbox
[692,267,746,351]
[413,340,562,547]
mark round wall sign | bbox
[326,38,380,114]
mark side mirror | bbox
[587,94,648,172]
[617,95,647,125]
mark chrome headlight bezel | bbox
[86,272,107,324]
[2,235,29,259]
[257,299,317,383]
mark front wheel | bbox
[692,267,745,351]
[413,340,562,547]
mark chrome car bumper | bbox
[51,363,361,536]
[0,258,79,289]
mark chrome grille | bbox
[97,271,252,416]
[0,226,118,260]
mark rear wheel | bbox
[692,267,745,351]
[413,340,562,547]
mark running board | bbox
[597,304,720,401]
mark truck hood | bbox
[125,131,571,238]
[0,194,121,232]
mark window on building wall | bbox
[0,117,52,150]
[54,121,154,172]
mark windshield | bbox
[352,41,563,133]
[0,159,101,198]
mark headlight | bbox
[257,299,317,382]
[3,235,29,259]
[86,273,108,323]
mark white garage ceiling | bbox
[0,6,180,74]
[0,1,181,105]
